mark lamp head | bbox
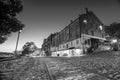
[99,25,103,30]
[83,19,87,23]
[19,30,22,32]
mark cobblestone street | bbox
[1,51,120,80]
[40,57,108,80]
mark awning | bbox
[82,34,106,40]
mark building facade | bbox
[41,8,106,56]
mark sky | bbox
[0,0,120,52]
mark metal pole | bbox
[15,31,21,56]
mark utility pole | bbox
[15,30,22,57]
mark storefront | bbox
[81,34,106,53]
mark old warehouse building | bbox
[42,8,106,57]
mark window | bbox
[66,44,68,48]
[102,34,104,38]
[71,42,73,46]
[59,45,61,48]
[91,31,94,36]
[90,23,92,27]
[76,40,79,44]
[85,30,88,34]
[88,39,91,44]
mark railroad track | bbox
[39,52,120,80]
[53,57,120,80]
[0,57,53,80]
[0,57,21,62]
[43,62,54,80]
[0,57,32,80]
[40,58,61,80]
[1,56,120,80]
[80,66,117,80]
[40,57,106,80]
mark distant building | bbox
[41,33,58,56]
[41,8,106,57]
[29,48,43,57]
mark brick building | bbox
[42,8,106,56]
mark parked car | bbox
[98,42,112,51]
[111,43,118,51]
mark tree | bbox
[105,22,120,38]
[0,0,24,44]
[21,42,37,56]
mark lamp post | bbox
[15,30,22,56]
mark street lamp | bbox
[111,39,117,43]
[83,19,87,24]
[15,30,22,56]
[99,25,103,30]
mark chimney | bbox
[85,8,88,13]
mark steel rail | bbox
[0,57,21,62]
[55,57,117,80]
[43,61,54,80]
[80,66,117,80]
